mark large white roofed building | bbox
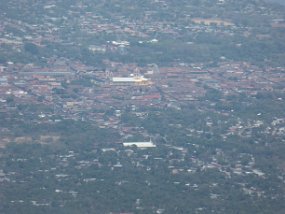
[123,140,156,148]
[111,76,150,85]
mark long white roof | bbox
[112,76,148,83]
[112,77,137,82]
[123,142,156,148]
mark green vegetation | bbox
[1,0,285,213]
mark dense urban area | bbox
[0,0,285,213]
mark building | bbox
[112,76,150,85]
[123,139,156,148]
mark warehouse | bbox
[123,140,156,148]
[112,76,150,85]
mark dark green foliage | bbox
[24,43,39,55]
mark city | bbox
[0,0,285,213]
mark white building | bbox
[112,76,149,84]
[123,140,156,148]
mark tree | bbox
[24,43,39,55]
